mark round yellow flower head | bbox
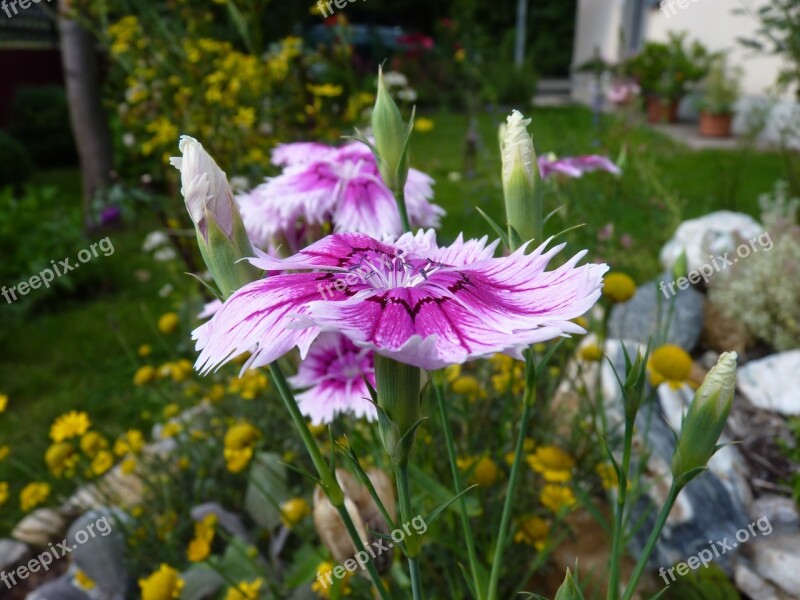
[472,456,499,487]
[133,365,156,386]
[415,117,435,133]
[539,484,576,513]
[281,497,311,528]
[50,411,92,443]
[0,445,9,462]
[223,579,262,600]
[80,431,108,457]
[579,343,603,362]
[91,450,115,476]
[527,446,575,482]
[139,564,184,600]
[514,515,550,550]
[138,344,152,358]
[158,312,180,335]
[75,569,96,591]
[224,422,261,451]
[45,442,77,477]
[595,462,619,490]
[0,394,7,413]
[648,344,692,388]
[20,482,51,512]
[0,482,9,506]
[603,273,636,303]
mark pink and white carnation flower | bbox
[236,142,444,251]
[288,333,377,425]
[193,229,607,372]
[538,153,622,180]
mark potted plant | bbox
[698,56,742,137]
[627,32,710,124]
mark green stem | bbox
[486,396,535,600]
[607,418,635,600]
[433,379,483,600]
[396,462,424,600]
[394,184,412,233]
[620,482,682,600]
[268,362,391,600]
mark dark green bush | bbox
[0,131,34,189]
[7,85,77,167]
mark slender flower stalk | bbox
[486,351,535,600]
[433,376,483,600]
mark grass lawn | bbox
[0,105,786,531]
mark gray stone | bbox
[68,510,127,597]
[734,561,791,600]
[0,538,28,570]
[751,533,800,597]
[13,509,65,546]
[737,351,800,416]
[607,274,704,351]
[25,577,92,600]
[750,495,799,527]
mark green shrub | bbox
[0,131,33,189]
[7,85,77,167]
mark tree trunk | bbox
[514,0,528,68]
[57,0,113,231]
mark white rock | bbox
[12,508,65,545]
[752,534,800,596]
[659,211,764,277]
[737,351,800,416]
[735,561,790,600]
[750,495,799,527]
[0,538,28,570]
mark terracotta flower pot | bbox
[646,96,680,124]
[699,111,733,137]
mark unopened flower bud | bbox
[374,354,421,467]
[372,66,411,193]
[170,136,260,298]
[671,351,738,481]
[500,110,541,246]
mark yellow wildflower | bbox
[45,442,77,477]
[0,482,8,506]
[312,561,353,598]
[223,579,262,600]
[91,450,114,476]
[0,445,9,462]
[114,430,145,456]
[603,273,636,303]
[454,48,467,62]
[450,376,485,401]
[540,484,576,513]
[281,497,311,528]
[158,312,179,334]
[225,422,261,450]
[20,482,51,512]
[527,446,575,482]
[80,431,108,457]
[132,365,155,386]
[514,515,549,550]
[579,343,603,362]
[163,403,180,419]
[648,344,692,388]
[139,564,184,600]
[50,411,91,442]
[161,422,182,439]
[414,117,435,133]
[596,462,618,490]
[472,456,499,487]
[187,514,216,562]
[75,569,96,591]
[307,83,343,97]
[0,394,7,412]
[121,456,137,475]
[224,447,254,473]
[138,344,152,358]
[443,364,461,382]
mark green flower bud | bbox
[500,110,541,246]
[374,354,421,467]
[671,351,738,481]
[554,568,585,600]
[372,66,411,193]
[171,136,260,299]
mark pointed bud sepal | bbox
[554,568,585,600]
[671,352,738,481]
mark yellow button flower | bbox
[527,446,575,482]
[139,564,184,600]
[595,462,619,490]
[281,497,311,528]
[514,515,550,550]
[20,482,51,512]
[648,344,692,388]
[603,273,636,303]
[472,456,499,487]
[540,484,576,513]
[45,442,77,477]
[0,482,8,506]
[134,365,156,386]
[0,394,7,412]
[579,343,603,362]
[158,313,180,334]
[80,431,108,457]
[224,579,262,600]
[50,411,91,442]
[0,445,9,462]
[91,450,114,476]
[414,117,435,133]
